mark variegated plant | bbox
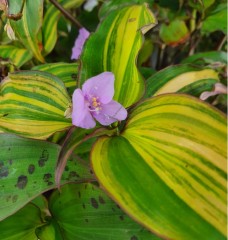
[0,1,226,240]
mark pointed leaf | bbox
[42,0,84,55]
[91,94,227,239]
[0,71,72,139]
[9,0,44,62]
[80,4,157,107]
[145,65,219,97]
[0,45,32,67]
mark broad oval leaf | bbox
[91,94,227,239]
[0,133,93,221]
[145,65,219,97]
[49,183,161,240]
[9,0,44,62]
[0,70,72,139]
[80,4,157,107]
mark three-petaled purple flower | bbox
[72,72,127,129]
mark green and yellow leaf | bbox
[0,71,72,139]
[42,0,84,55]
[9,0,44,62]
[91,94,227,240]
[145,65,219,97]
[0,45,32,68]
[80,4,157,107]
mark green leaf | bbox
[182,51,227,65]
[201,3,227,34]
[145,64,219,97]
[91,94,227,239]
[49,183,161,240]
[0,203,43,240]
[0,133,93,221]
[99,0,155,18]
[159,20,189,46]
[0,70,72,139]
[80,4,157,107]
[32,62,78,94]
[42,0,84,55]
[0,45,32,67]
[9,0,45,62]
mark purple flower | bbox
[72,72,127,129]
[71,28,90,60]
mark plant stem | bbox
[49,0,82,28]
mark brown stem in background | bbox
[49,0,82,28]
[216,35,227,51]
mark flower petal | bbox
[72,89,96,129]
[92,100,127,126]
[71,28,90,60]
[82,72,115,104]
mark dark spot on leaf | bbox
[78,191,81,198]
[112,207,115,212]
[128,18,136,22]
[0,164,8,179]
[91,198,99,209]
[8,159,13,165]
[116,204,120,209]
[90,169,93,174]
[12,195,18,203]
[84,184,88,189]
[85,219,89,223]
[38,149,49,167]
[6,195,11,202]
[119,215,124,221]
[43,173,52,182]
[71,73,77,79]
[131,236,138,240]
[65,166,69,171]
[16,175,28,189]
[47,181,53,186]
[28,164,35,174]
[98,196,105,204]
[38,159,45,167]
[68,171,80,178]
[82,203,86,209]
[8,147,10,151]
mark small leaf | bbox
[0,70,72,139]
[145,64,219,97]
[0,45,33,68]
[80,4,157,107]
[159,20,189,46]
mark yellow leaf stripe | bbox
[80,4,157,107]
[0,71,72,139]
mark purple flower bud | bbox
[72,72,128,129]
[71,28,90,60]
